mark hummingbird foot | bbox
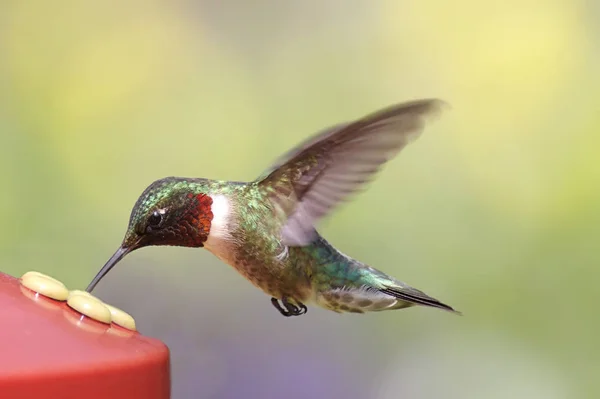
[270,297,308,317]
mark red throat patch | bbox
[196,193,214,237]
[184,193,213,246]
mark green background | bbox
[1,1,598,398]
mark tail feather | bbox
[379,286,461,314]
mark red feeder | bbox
[0,272,171,399]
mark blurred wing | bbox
[258,99,447,246]
[257,122,350,181]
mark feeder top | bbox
[0,272,170,399]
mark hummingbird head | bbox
[86,177,214,292]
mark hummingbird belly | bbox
[238,258,313,302]
[208,242,313,302]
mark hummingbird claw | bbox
[270,297,308,317]
[299,303,308,314]
[271,298,291,316]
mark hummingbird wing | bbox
[258,99,447,246]
[257,122,351,181]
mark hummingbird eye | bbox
[147,210,163,230]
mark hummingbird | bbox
[86,99,459,317]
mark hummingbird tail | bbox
[314,277,461,314]
[307,234,459,314]
[379,284,461,314]
[315,281,460,315]
[314,263,460,314]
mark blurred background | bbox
[1,1,599,398]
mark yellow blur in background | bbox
[1,1,598,398]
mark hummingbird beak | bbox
[85,246,132,293]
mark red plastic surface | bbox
[0,272,170,399]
